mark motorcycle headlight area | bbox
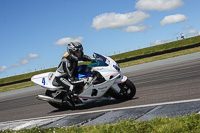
[113,65,120,72]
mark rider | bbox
[53,42,93,96]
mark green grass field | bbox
[1,114,200,132]
[110,35,200,61]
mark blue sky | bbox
[0,0,200,79]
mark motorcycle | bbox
[31,53,136,110]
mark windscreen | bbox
[87,53,109,68]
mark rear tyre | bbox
[45,90,74,110]
[109,79,136,101]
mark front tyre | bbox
[110,79,136,101]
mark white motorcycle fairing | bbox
[31,72,62,90]
[78,74,127,103]
[31,53,136,110]
[31,71,127,103]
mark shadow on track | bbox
[49,97,139,113]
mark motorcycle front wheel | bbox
[109,79,136,101]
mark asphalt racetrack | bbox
[0,52,200,124]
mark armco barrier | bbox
[1,42,200,87]
[0,78,31,87]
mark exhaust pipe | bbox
[36,95,62,104]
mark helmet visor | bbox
[72,46,83,52]
[74,51,82,57]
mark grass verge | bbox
[110,35,200,61]
[0,36,200,92]
[119,44,200,68]
[1,113,200,132]
[0,68,56,85]
[1,45,200,93]
[0,81,35,93]
[1,36,200,84]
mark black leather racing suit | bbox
[53,54,93,92]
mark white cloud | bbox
[125,24,152,33]
[12,53,39,67]
[160,14,188,26]
[0,65,7,72]
[91,11,150,30]
[29,53,39,58]
[155,40,168,45]
[183,25,193,29]
[135,0,184,11]
[0,53,39,74]
[151,39,170,45]
[187,30,198,36]
[21,59,29,64]
[12,63,20,67]
[54,37,84,46]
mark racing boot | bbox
[63,91,75,108]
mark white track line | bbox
[1,98,200,125]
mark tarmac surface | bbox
[0,52,200,130]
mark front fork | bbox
[111,75,127,93]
